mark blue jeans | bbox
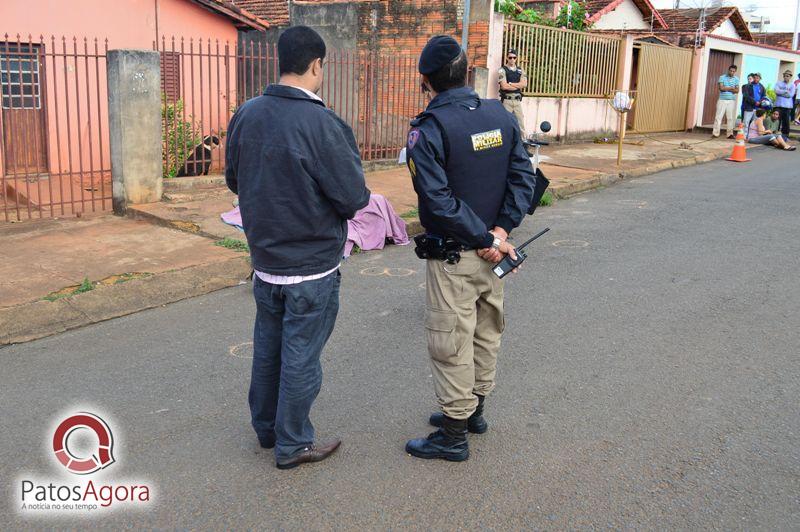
[249,270,341,461]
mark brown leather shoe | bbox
[276,439,341,470]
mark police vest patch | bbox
[471,129,503,151]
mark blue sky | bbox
[650,1,799,33]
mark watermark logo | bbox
[17,409,154,516]
[52,413,115,475]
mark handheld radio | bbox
[492,227,550,279]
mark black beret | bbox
[419,35,462,75]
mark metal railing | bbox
[155,37,425,179]
[0,35,424,222]
[1,34,110,222]
[502,21,621,98]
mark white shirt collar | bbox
[287,85,323,102]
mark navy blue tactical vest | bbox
[424,98,515,236]
[500,66,522,96]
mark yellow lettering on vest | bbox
[471,129,503,151]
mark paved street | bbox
[2,150,799,529]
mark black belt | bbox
[501,93,522,101]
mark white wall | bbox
[691,36,800,127]
[712,20,740,40]
[521,97,619,138]
[592,0,649,31]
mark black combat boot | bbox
[429,394,488,434]
[405,416,469,461]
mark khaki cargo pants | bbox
[502,98,526,136]
[425,251,505,420]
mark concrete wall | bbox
[107,50,162,212]
[521,97,618,139]
[592,0,650,31]
[486,10,505,99]
[291,2,359,51]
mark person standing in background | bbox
[712,64,739,139]
[774,70,796,140]
[498,48,528,136]
[741,73,765,139]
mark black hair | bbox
[278,26,326,76]
[755,109,766,117]
[427,51,468,93]
[728,64,737,70]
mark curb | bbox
[398,147,741,234]
[0,256,252,346]
[549,146,755,200]
[125,205,226,241]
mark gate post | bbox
[616,34,634,91]
[106,49,162,214]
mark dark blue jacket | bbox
[742,82,766,112]
[225,85,370,276]
[406,87,535,249]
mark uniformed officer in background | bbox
[498,48,527,136]
[404,35,536,462]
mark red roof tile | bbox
[656,7,752,41]
[191,0,270,30]
[232,0,290,27]
[753,32,798,51]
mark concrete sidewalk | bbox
[0,214,251,344]
[128,132,743,241]
[0,132,753,345]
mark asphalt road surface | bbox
[2,150,799,529]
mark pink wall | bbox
[0,0,239,181]
[1,0,237,48]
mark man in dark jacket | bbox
[742,73,766,139]
[404,36,536,462]
[225,26,370,470]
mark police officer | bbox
[498,48,527,136]
[404,36,536,461]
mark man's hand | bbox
[477,227,509,262]
[490,227,508,241]
[478,237,517,264]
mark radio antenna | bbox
[515,227,550,251]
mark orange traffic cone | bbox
[726,123,751,162]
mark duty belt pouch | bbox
[527,168,550,215]
[414,234,461,264]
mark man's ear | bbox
[420,75,431,93]
[311,57,323,77]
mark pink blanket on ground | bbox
[345,193,410,257]
[220,193,410,257]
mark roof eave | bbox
[189,0,270,31]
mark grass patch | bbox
[539,191,554,207]
[400,207,419,220]
[42,273,153,302]
[43,277,94,302]
[215,238,249,252]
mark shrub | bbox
[162,98,202,178]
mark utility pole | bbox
[793,0,800,51]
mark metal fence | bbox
[1,34,110,222]
[502,21,621,97]
[0,35,423,222]
[155,37,425,179]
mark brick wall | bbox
[354,0,488,68]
